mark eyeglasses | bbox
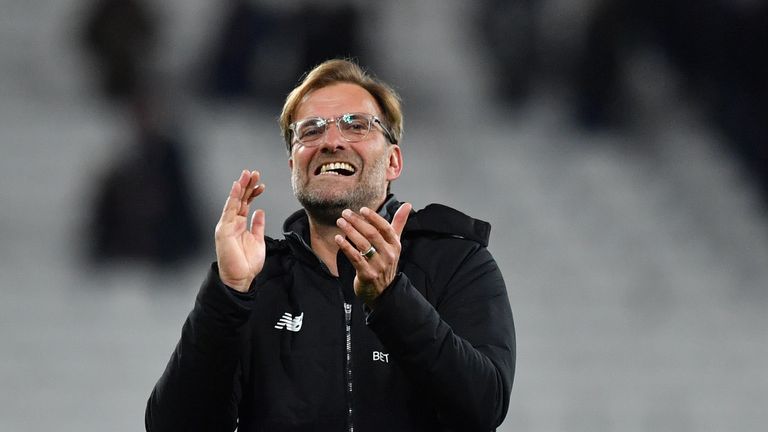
[288,112,397,150]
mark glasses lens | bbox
[296,118,326,143]
[339,114,371,141]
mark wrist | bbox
[222,277,252,293]
[360,290,380,309]
[225,281,251,293]
[215,265,253,293]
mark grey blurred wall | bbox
[1,1,767,431]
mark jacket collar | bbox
[281,194,491,261]
[282,195,399,239]
[280,195,400,268]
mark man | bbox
[146,59,515,431]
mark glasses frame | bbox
[288,112,397,151]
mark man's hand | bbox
[334,203,412,307]
[215,170,266,292]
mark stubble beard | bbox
[292,156,388,226]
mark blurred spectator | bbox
[704,2,768,206]
[204,0,367,105]
[88,92,203,266]
[573,0,768,203]
[295,3,366,78]
[475,0,538,106]
[205,0,287,101]
[80,0,159,101]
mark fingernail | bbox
[360,207,370,215]
[337,218,347,227]
[342,209,352,218]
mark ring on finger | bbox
[361,245,377,260]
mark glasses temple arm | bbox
[375,118,398,144]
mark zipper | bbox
[294,228,355,430]
[286,227,357,428]
[343,301,354,432]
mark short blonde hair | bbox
[279,59,403,151]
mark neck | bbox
[304,195,389,276]
[308,218,344,277]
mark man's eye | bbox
[300,127,323,139]
[345,120,367,132]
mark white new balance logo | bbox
[274,312,304,332]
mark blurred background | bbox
[1,0,767,430]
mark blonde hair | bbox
[279,59,403,151]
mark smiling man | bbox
[146,59,515,431]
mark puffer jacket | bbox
[146,196,515,431]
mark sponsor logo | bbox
[274,312,304,332]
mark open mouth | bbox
[316,162,357,176]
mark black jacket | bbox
[146,196,515,431]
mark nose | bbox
[318,121,348,152]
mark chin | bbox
[297,196,348,226]
[295,186,385,225]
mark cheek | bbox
[290,148,314,171]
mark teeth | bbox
[320,162,355,174]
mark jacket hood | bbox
[281,195,491,250]
[400,202,491,247]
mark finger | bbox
[220,180,244,223]
[237,169,250,190]
[358,207,388,232]
[335,234,372,269]
[229,170,250,216]
[250,209,265,239]
[390,203,412,237]
[358,203,411,244]
[239,170,260,214]
[246,183,265,205]
[336,216,372,252]
[244,170,261,197]
[342,209,384,248]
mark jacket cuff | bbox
[365,273,438,345]
[196,262,257,324]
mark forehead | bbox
[295,83,381,119]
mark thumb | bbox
[250,209,266,239]
[391,203,412,237]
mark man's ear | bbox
[386,145,403,181]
